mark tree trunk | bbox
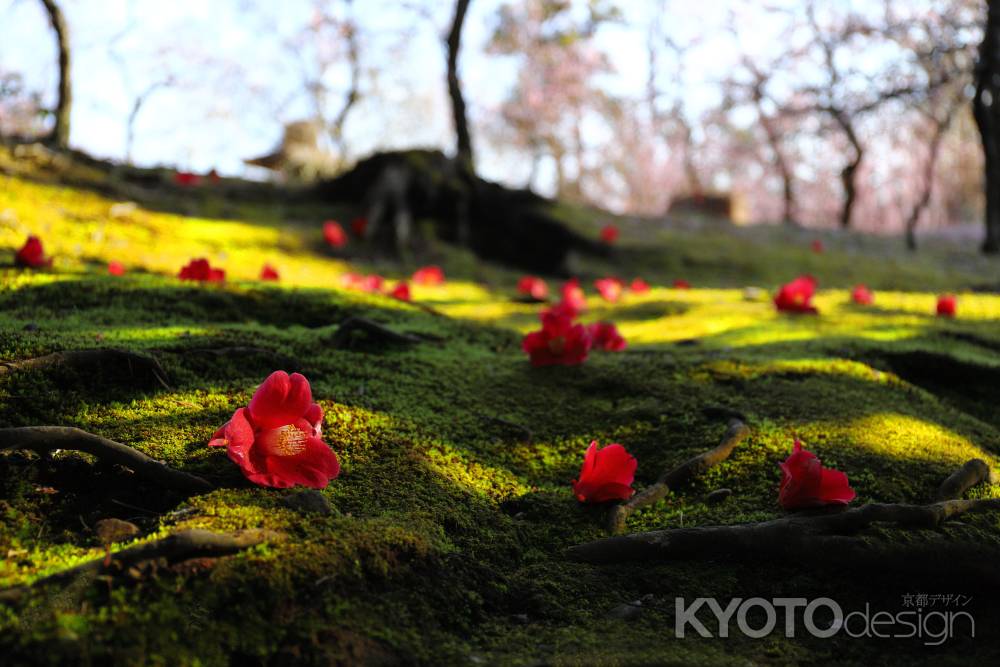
[39,0,71,149]
[833,109,863,229]
[975,1,1000,254]
[446,0,473,171]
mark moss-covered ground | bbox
[2,146,1000,665]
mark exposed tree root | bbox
[606,418,750,534]
[0,348,170,389]
[937,458,994,501]
[570,460,1000,583]
[0,426,212,493]
[330,316,425,349]
[0,529,275,603]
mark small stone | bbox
[23,323,39,332]
[606,599,644,620]
[512,613,529,624]
[705,488,733,504]
[743,286,766,301]
[94,518,140,544]
[281,490,334,516]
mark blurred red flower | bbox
[851,284,873,305]
[15,236,51,268]
[673,279,691,289]
[630,278,650,293]
[936,294,956,317]
[774,275,818,314]
[522,308,591,367]
[173,171,201,187]
[595,277,624,303]
[323,221,348,248]
[561,278,587,312]
[588,321,627,352]
[412,265,445,286]
[390,281,411,301]
[179,258,225,283]
[208,371,340,488]
[260,264,280,281]
[108,261,125,276]
[778,440,855,510]
[599,225,619,244]
[350,217,368,237]
[572,441,637,503]
[517,275,549,301]
[811,240,824,254]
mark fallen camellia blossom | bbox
[599,224,619,244]
[778,439,855,510]
[561,278,588,313]
[774,275,818,314]
[517,275,549,301]
[108,261,126,276]
[14,235,51,268]
[629,278,650,293]
[936,294,957,317]
[672,279,691,290]
[173,171,201,187]
[390,281,411,301]
[522,308,591,367]
[851,284,873,305]
[595,277,624,303]
[260,264,280,281]
[811,240,824,254]
[341,272,384,292]
[323,221,348,248]
[412,265,444,286]
[588,321,627,352]
[208,371,340,488]
[350,216,368,237]
[572,441,637,503]
[179,258,225,283]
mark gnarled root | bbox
[0,426,212,493]
[606,418,750,534]
[0,348,170,389]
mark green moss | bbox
[3,146,1000,664]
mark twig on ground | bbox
[0,426,212,493]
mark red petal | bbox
[254,437,341,489]
[248,371,313,429]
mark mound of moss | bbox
[2,148,1000,665]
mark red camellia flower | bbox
[350,216,368,237]
[851,284,873,305]
[108,261,125,276]
[589,321,627,352]
[179,258,225,283]
[599,224,619,244]
[260,264,280,281]
[673,279,692,290]
[522,308,592,367]
[595,277,624,303]
[390,281,411,301]
[561,278,588,312]
[630,278,650,293]
[572,441,637,503]
[207,168,221,185]
[173,171,201,187]
[14,235,51,268]
[936,294,957,317]
[774,275,818,314]
[811,239,824,254]
[412,265,445,286]
[323,221,348,248]
[208,371,340,488]
[778,440,855,510]
[517,275,549,301]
